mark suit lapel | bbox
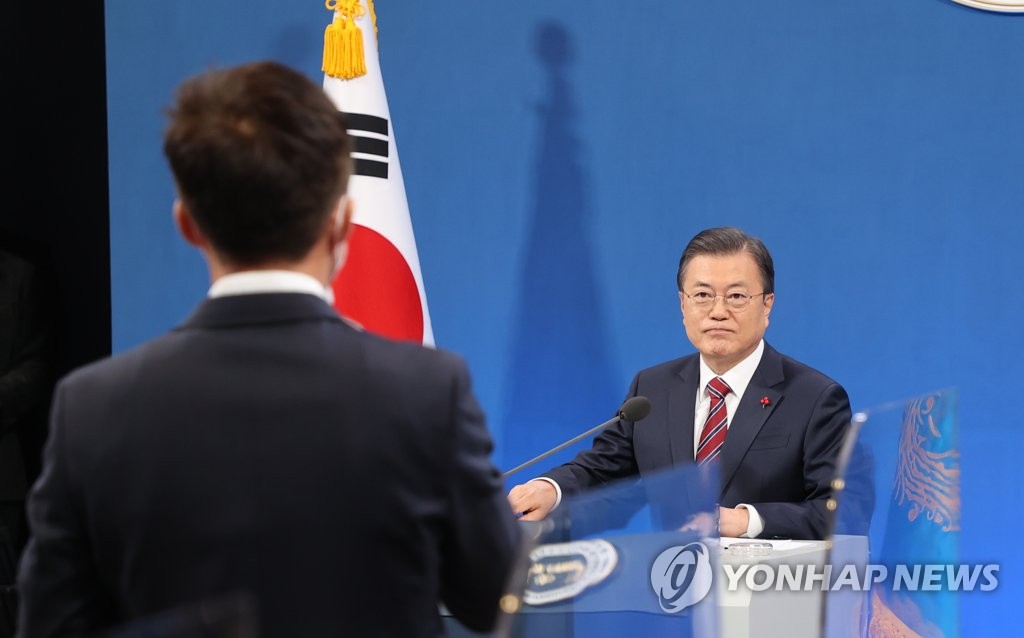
[719,344,785,495]
[668,356,700,465]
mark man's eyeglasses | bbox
[681,290,769,311]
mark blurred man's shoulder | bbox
[55,331,182,394]
[350,328,467,377]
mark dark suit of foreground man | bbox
[17,61,519,638]
[508,227,851,540]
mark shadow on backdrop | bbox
[503,22,618,475]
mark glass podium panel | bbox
[493,463,722,638]
[827,389,961,638]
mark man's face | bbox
[678,251,774,374]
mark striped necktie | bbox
[696,376,732,464]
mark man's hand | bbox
[680,507,752,537]
[679,511,717,536]
[507,480,557,521]
[718,506,750,537]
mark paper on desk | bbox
[719,537,815,551]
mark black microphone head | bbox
[619,396,651,422]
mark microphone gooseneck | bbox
[502,396,652,479]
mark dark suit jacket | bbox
[544,343,851,540]
[17,293,519,638]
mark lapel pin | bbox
[760,396,771,408]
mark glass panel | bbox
[827,389,961,638]
[496,462,721,638]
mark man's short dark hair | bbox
[676,227,775,294]
[163,61,351,265]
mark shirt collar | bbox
[698,339,765,401]
[208,270,334,304]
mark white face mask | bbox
[330,195,351,281]
[331,242,349,280]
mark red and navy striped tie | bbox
[696,376,732,465]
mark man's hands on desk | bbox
[677,507,749,537]
[717,507,750,538]
[507,480,751,536]
[507,480,557,521]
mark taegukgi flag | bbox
[322,0,434,345]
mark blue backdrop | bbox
[106,1,1022,632]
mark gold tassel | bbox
[323,0,367,80]
[367,0,378,47]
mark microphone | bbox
[502,396,652,478]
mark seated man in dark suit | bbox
[508,226,851,540]
[17,60,519,638]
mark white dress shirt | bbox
[208,270,333,303]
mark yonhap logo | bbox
[650,542,713,613]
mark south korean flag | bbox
[322,0,434,345]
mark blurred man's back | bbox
[16,61,519,638]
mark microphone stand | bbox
[503,413,625,479]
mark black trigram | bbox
[342,112,389,179]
